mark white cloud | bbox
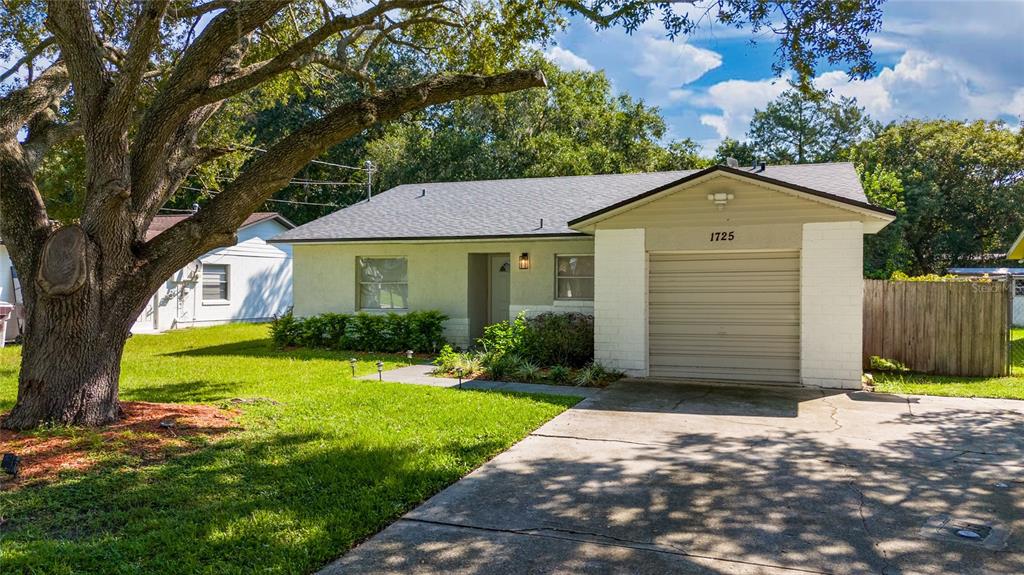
[544,46,594,72]
[632,35,722,89]
[695,78,788,139]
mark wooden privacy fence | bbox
[863,279,1009,377]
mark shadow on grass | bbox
[166,339,418,364]
[121,379,245,404]
[1,429,514,574]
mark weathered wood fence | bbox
[863,279,1009,377]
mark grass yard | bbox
[873,328,1024,400]
[0,323,577,575]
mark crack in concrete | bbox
[847,483,896,575]
[399,517,835,575]
[820,395,843,432]
[529,432,667,448]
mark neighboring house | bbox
[948,266,1024,327]
[133,212,295,333]
[273,163,895,389]
[0,238,22,342]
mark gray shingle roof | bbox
[273,162,884,243]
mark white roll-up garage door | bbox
[648,251,800,383]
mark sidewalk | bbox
[358,364,602,398]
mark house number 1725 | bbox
[710,231,735,242]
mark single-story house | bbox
[948,266,1024,327]
[0,238,22,342]
[132,212,295,333]
[273,162,895,389]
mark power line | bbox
[177,185,341,208]
[235,144,369,171]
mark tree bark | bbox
[1,272,142,430]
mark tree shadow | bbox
[330,389,1024,574]
[0,429,518,574]
[121,379,244,403]
[166,338,414,365]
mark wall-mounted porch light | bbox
[518,252,530,270]
[707,192,734,210]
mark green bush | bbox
[522,312,594,368]
[478,312,528,357]
[547,365,571,384]
[270,310,448,353]
[869,355,910,372]
[514,360,542,383]
[486,353,522,381]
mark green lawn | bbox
[0,323,577,575]
[873,328,1024,400]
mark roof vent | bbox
[758,162,766,172]
[191,202,199,213]
[725,157,739,168]
[420,189,426,197]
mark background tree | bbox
[747,86,875,164]
[0,0,884,429]
[713,137,756,166]
[852,120,1024,276]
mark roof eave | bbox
[269,232,588,244]
[567,164,897,229]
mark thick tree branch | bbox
[46,0,111,127]
[0,139,53,278]
[0,62,70,137]
[109,1,170,123]
[138,69,547,279]
[200,0,445,104]
[0,37,56,84]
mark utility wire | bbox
[178,185,340,208]
[235,144,368,171]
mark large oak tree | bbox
[0,0,883,429]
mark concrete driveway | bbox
[322,381,1024,574]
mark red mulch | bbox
[0,402,240,490]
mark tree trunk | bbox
[1,259,140,430]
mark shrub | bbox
[522,312,594,368]
[486,353,522,381]
[270,310,448,353]
[478,312,528,357]
[573,362,624,387]
[547,365,571,384]
[433,344,461,373]
[869,355,910,372]
[269,309,302,348]
[514,360,542,383]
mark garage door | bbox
[648,251,800,383]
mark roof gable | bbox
[146,212,294,241]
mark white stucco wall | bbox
[291,238,596,347]
[594,229,648,377]
[800,221,865,389]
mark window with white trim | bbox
[358,257,408,309]
[202,264,229,301]
[555,255,594,300]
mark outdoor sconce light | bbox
[376,360,384,381]
[706,192,734,209]
[349,358,357,377]
[518,252,530,270]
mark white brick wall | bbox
[801,221,864,389]
[594,229,648,376]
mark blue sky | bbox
[543,0,1024,152]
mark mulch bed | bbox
[0,402,240,490]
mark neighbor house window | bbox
[202,264,229,301]
[555,255,594,300]
[359,257,408,310]
[1015,278,1024,297]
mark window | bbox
[202,264,229,301]
[1015,278,1024,297]
[359,257,408,310]
[555,255,594,300]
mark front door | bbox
[488,254,511,324]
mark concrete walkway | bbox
[322,380,1024,574]
[359,364,602,398]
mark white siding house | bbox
[132,213,294,333]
